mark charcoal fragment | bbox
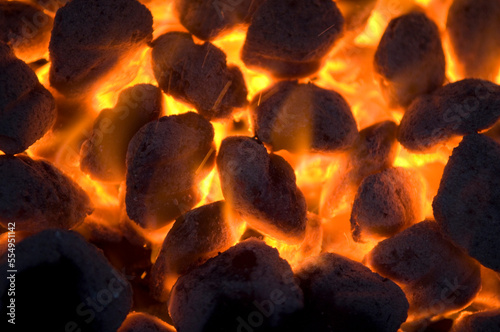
[452,309,500,332]
[242,0,345,78]
[295,252,409,332]
[368,221,481,316]
[398,79,500,151]
[126,112,215,229]
[152,32,247,120]
[168,239,303,332]
[118,312,175,332]
[0,155,93,232]
[0,42,55,155]
[80,84,163,182]
[433,134,500,272]
[374,12,445,107]
[217,136,307,243]
[252,81,358,153]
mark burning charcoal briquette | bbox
[49,0,153,95]
[452,309,500,332]
[242,0,345,78]
[252,81,358,153]
[168,239,303,332]
[447,0,500,80]
[0,42,55,155]
[351,167,424,241]
[118,312,175,332]
[294,253,409,332]
[126,112,215,229]
[80,84,163,182]
[175,0,266,41]
[0,1,53,63]
[368,221,481,316]
[152,32,247,120]
[150,201,239,301]
[217,136,307,243]
[0,155,93,232]
[399,79,500,151]
[374,12,445,107]
[433,134,500,272]
[0,230,132,331]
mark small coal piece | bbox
[175,0,266,41]
[49,0,153,96]
[126,112,215,229]
[242,0,345,78]
[118,312,175,332]
[150,201,239,301]
[374,11,445,107]
[152,32,247,120]
[0,42,55,155]
[351,167,424,241]
[217,136,307,243]
[451,309,500,332]
[168,239,304,332]
[80,84,163,182]
[447,0,500,80]
[252,81,358,153]
[0,155,93,232]
[398,79,500,152]
[0,229,132,331]
[433,134,500,272]
[295,252,409,332]
[368,221,481,316]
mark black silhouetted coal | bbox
[168,239,303,332]
[126,112,215,229]
[374,12,445,107]
[0,1,53,63]
[175,0,266,41]
[0,155,93,232]
[398,79,500,152]
[433,134,500,272]
[447,0,500,80]
[0,229,132,332]
[252,81,358,153]
[0,42,55,155]
[242,0,344,78]
[80,84,163,182]
[152,32,247,120]
[118,312,175,332]
[150,201,239,301]
[49,0,153,96]
[451,309,500,332]
[368,221,481,317]
[294,252,409,332]
[351,167,423,241]
[217,136,307,243]
[337,0,377,33]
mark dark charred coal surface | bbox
[252,81,358,153]
[242,0,345,78]
[118,312,175,332]
[451,309,500,332]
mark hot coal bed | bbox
[0,0,500,331]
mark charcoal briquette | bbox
[452,309,500,332]
[118,312,175,332]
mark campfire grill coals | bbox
[80,84,163,182]
[168,239,304,332]
[0,229,133,331]
[447,0,500,81]
[0,1,53,63]
[241,0,344,78]
[152,32,248,120]
[150,201,239,301]
[451,309,500,332]
[126,112,215,229]
[49,0,153,96]
[294,252,409,332]
[433,134,500,272]
[368,221,481,317]
[0,42,55,155]
[217,136,307,243]
[175,0,266,41]
[251,81,358,153]
[351,167,424,242]
[374,11,445,108]
[0,155,93,232]
[118,312,175,332]
[398,79,500,152]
